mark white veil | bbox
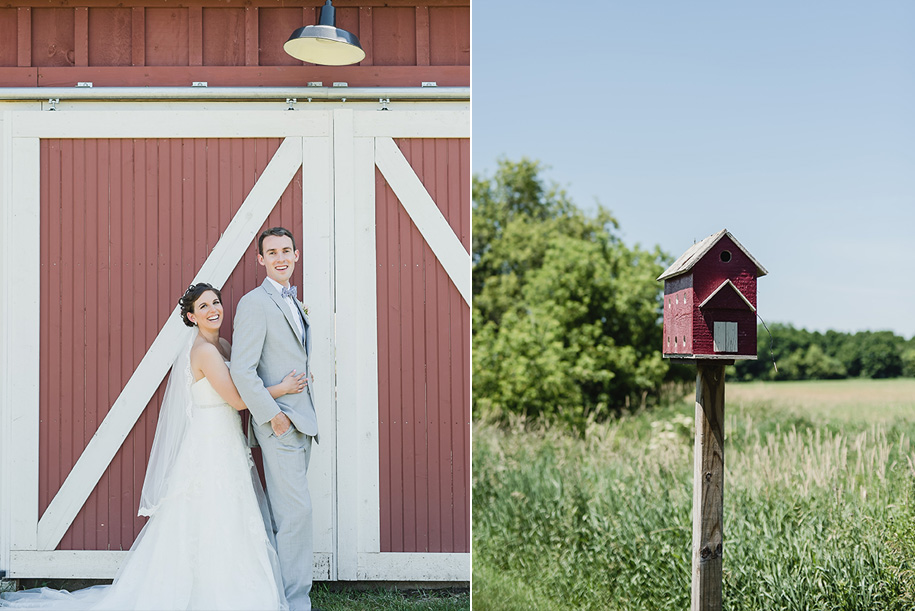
[138,327,196,517]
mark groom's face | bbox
[258,235,299,286]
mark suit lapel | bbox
[261,279,307,347]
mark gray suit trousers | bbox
[254,422,314,611]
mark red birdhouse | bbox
[658,229,767,359]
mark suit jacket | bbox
[231,278,319,443]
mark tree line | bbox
[735,324,915,381]
[473,158,913,429]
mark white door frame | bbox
[0,102,471,582]
[334,108,470,581]
[0,106,336,579]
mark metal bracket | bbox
[379,98,390,111]
[286,98,297,111]
[47,98,59,111]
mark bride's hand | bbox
[279,370,308,395]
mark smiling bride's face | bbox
[186,290,224,331]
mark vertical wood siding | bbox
[40,137,303,551]
[0,1,469,87]
[691,236,759,356]
[376,138,469,554]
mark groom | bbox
[231,226,319,611]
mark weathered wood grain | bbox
[692,361,727,611]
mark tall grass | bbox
[473,381,915,610]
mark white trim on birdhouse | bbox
[698,279,756,312]
[657,228,768,281]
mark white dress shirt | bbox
[266,276,305,344]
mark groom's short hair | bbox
[258,226,297,255]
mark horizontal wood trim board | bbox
[354,110,469,138]
[9,551,335,580]
[0,67,37,86]
[355,553,469,581]
[10,110,330,138]
[1,66,468,88]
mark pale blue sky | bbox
[473,2,915,338]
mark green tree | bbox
[857,331,904,378]
[778,344,847,380]
[902,344,915,378]
[473,158,670,429]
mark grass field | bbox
[473,378,915,610]
[9,580,470,610]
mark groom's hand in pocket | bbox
[270,411,293,437]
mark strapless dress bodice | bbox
[191,372,230,408]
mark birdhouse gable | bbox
[699,279,756,312]
[657,229,768,281]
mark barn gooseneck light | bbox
[283,0,366,66]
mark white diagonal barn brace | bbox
[373,137,470,305]
[36,137,304,551]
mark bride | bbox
[1,283,307,610]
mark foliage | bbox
[472,158,671,429]
[472,380,915,610]
[736,324,911,382]
[10,583,470,611]
[311,585,469,610]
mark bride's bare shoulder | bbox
[189,339,224,372]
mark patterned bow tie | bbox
[281,286,297,299]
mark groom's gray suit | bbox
[231,278,318,611]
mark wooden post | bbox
[692,361,727,611]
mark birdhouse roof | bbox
[657,228,768,281]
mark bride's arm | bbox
[222,338,306,399]
[195,344,248,411]
[268,370,307,398]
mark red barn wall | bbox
[0,0,469,87]
[375,138,470,554]
[40,137,302,550]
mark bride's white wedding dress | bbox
[0,366,288,610]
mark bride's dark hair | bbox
[178,283,222,327]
